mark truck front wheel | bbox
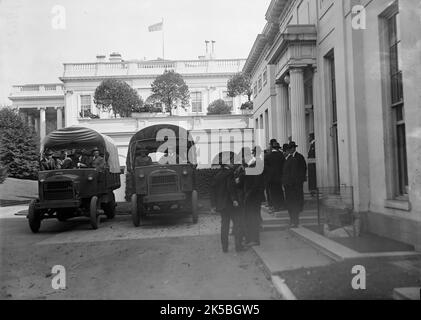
[90,196,100,230]
[27,199,41,233]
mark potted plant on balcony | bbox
[240,101,253,114]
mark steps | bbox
[261,204,322,231]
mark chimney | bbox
[205,40,210,59]
[211,40,216,59]
[109,52,122,62]
[96,54,106,62]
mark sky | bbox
[0,0,271,105]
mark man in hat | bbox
[264,142,285,213]
[282,141,307,228]
[211,152,242,253]
[40,150,57,171]
[90,147,105,171]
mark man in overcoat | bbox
[282,142,307,227]
[211,159,241,253]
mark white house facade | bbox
[244,0,421,249]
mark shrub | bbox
[207,99,231,115]
[0,163,7,184]
[240,101,253,110]
[0,108,39,180]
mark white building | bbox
[9,54,251,161]
[245,0,421,250]
[9,54,253,201]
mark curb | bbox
[271,275,297,300]
[251,246,298,300]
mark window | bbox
[253,82,258,98]
[387,11,408,196]
[258,75,262,92]
[191,92,202,113]
[223,91,234,110]
[263,68,268,86]
[80,95,92,118]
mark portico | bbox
[267,24,317,157]
[8,84,65,142]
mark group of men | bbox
[40,147,106,171]
[211,140,307,253]
[264,139,307,227]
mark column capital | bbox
[37,106,47,111]
[54,106,64,110]
[289,67,304,75]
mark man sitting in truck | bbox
[135,148,153,167]
[90,147,106,171]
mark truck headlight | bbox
[87,176,94,181]
[182,170,188,176]
[139,173,145,179]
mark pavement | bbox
[0,205,279,300]
[251,208,421,300]
[2,202,420,300]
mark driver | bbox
[135,148,152,167]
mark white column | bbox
[39,107,46,142]
[289,68,307,156]
[275,83,289,145]
[56,106,63,129]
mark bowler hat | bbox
[289,141,298,149]
[282,144,290,152]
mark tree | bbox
[0,107,39,180]
[150,70,190,116]
[227,72,252,102]
[94,79,143,118]
[207,99,231,115]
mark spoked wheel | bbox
[131,194,144,227]
[191,190,198,224]
[103,192,116,220]
[90,196,100,230]
[27,199,41,233]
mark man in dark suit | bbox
[40,150,57,171]
[211,161,241,253]
[264,142,285,212]
[282,141,307,228]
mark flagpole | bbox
[162,18,165,60]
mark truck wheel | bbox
[27,199,41,233]
[103,192,116,220]
[131,194,141,227]
[90,196,100,230]
[191,190,198,224]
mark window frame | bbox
[191,91,203,113]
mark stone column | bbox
[275,83,289,145]
[39,107,46,142]
[289,68,307,156]
[56,106,63,129]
